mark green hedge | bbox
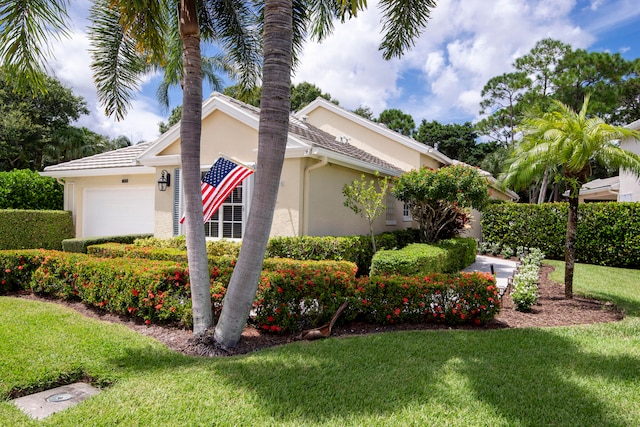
[265,229,421,274]
[481,202,640,268]
[370,238,477,276]
[0,169,63,210]
[62,234,153,253]
[0,210,74,250]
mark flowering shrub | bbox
[352,272,500,326]
[253,260,358,333]
[0,250,48,293]
[510,248,545,312]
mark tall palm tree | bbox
[0,0,261,334]
[501,95,640,298]
[214,0,438,348]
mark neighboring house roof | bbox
[42,142,155,177]
[296,97,453,165]
[566,176,620,199]
[626,118,640,131]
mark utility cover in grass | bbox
[12,382,100,420]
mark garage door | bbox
[83,187,155,237]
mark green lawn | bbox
[1,261,639,426]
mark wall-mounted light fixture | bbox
[157,170,171,191]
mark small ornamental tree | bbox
[392,165,490,243]
[342,173,390,253]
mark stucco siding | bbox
[270,158,304,237]
[304,108,421,171]
[620,137,640,201]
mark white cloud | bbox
[48,29,165,143]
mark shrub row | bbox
[370,238,477,276]
[62,234,153,253]
[265,229,422,274]
[481,202,640,268]
[0,210,74,250]
[0,249,498,332]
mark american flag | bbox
[180,157,254,224]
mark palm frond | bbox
[88,0,148,120]
[0,0,69,92]
[378,0,435,60]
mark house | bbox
[577,118,640,203]
[42,93,516,240]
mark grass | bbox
[1,261,640,426]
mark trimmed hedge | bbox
[0,169,63,210]
[62,234,153,253]
[370,238,477,276]
[481,202,640,268]
[265,229,422,274]
[352,272,499,326]
[0,248,500,332]
[0,210,74,250]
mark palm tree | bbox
[0,0,261,334]
[214,0,438,348]
[501,95,640,298]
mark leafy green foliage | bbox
[0,169,63,209]
[0,210,73,250]
[61,234,152,253]
[482,202,640,268]
[342,173,390,252]
[370,238,477,276]
[392,165,491,243]
[376,108,415,136]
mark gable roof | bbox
[296,97,453,165]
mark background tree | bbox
[414,120,495,166]
[342,173,389,253]
[352,104,374,120]
[223,84,262,107]
[0,68,89,171]
[501,95,640,298]
[392,165,490,243]
[376,108,415,136]
[158,105,183,134]
[290,81,336,111]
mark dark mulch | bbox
[11,264,623,358]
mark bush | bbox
[0,249,48,293]
[370,238,477,276]
[133,236,241,257]
[352,272,499,325]
[481,202,640,268]
[510,248,545,312]
[62,234,152,253]
[0,210,74,250]
[0,169,63,210]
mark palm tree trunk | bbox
[214,0,293,348]
[564,192,579,299]
[180,0,212,334]
[537,165,550,204]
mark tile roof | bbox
[223,93,403,173]
[44,93,403,175]
[44,142,153,172]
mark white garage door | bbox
[83,187,155,237]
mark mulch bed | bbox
[11,264,623,357]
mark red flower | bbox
[277,287,284,294]
[267,316,275,323]
[144,319,151,325]
[402,297,409,304]
[131,289,139,297]
[394,308,401,316]
[155,303,163,310]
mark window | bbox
[385,192,397,225]
[403,203,412,222]
[204,182,246,239]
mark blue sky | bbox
[49,0,640,143]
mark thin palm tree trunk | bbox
[214,0,293,348]
[180,0,212,334]
[564,192,579,299]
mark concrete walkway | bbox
[463,255,520,295]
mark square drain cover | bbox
[13,382,100,420]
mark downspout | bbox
[302,156,328,236]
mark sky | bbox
[48,0,640,143]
